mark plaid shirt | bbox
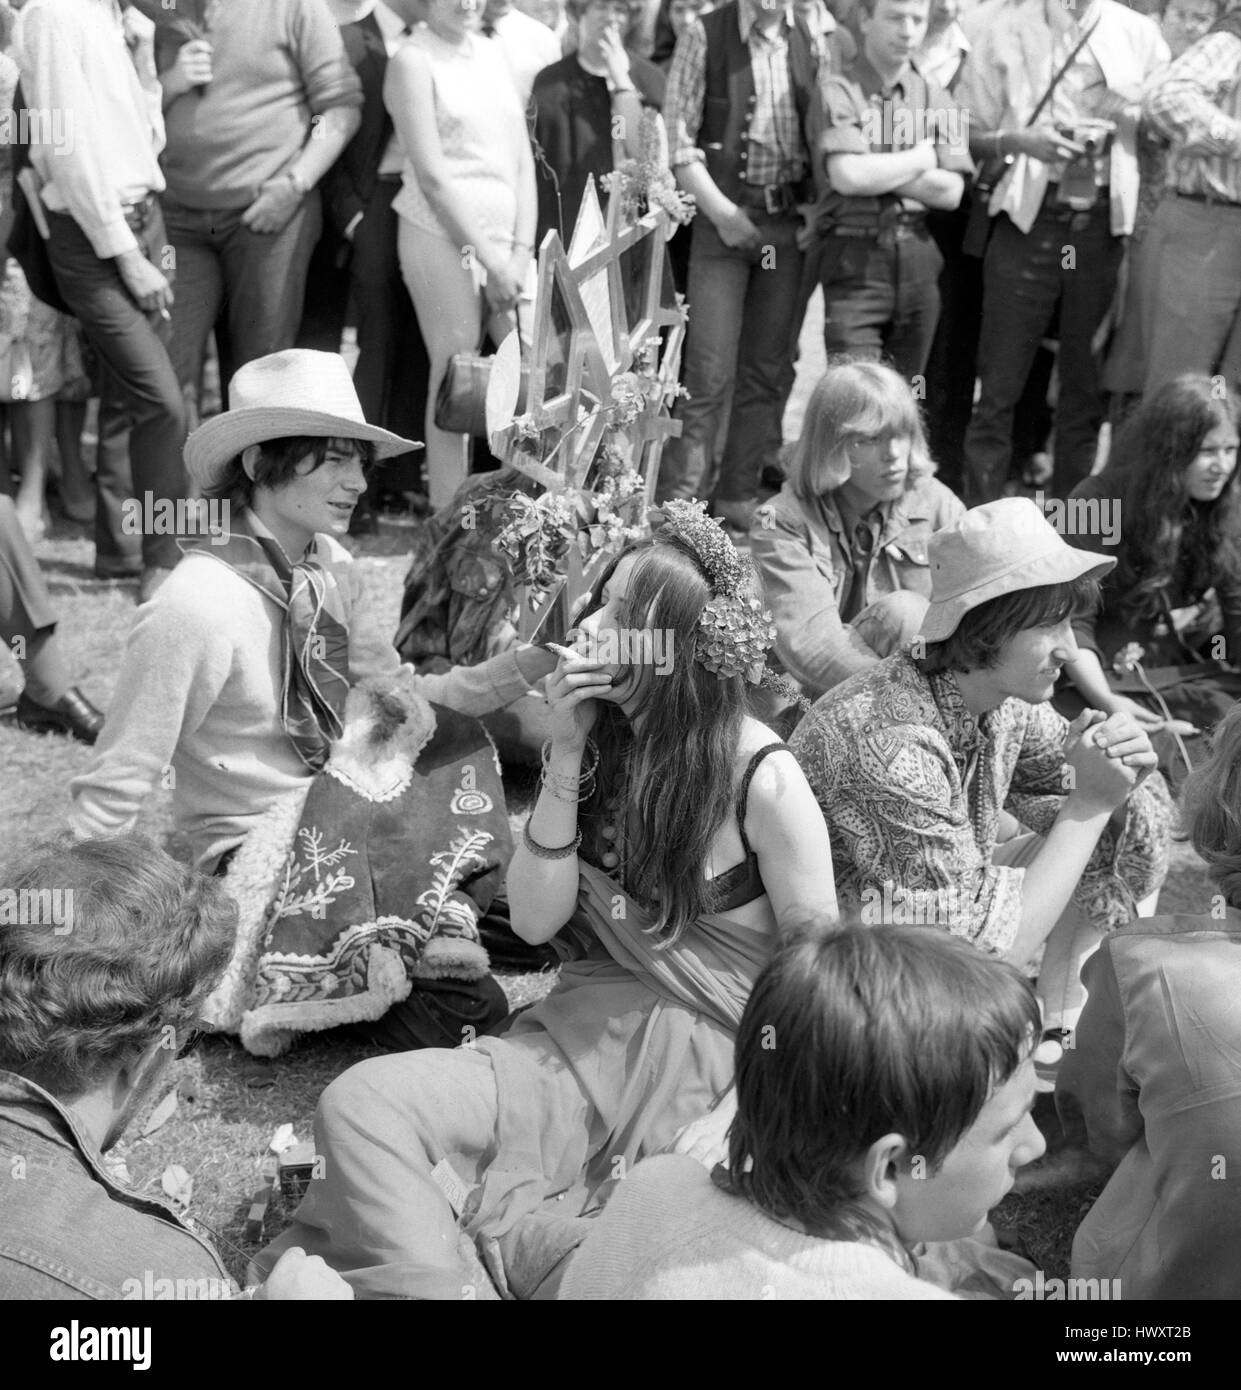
[665,0,807,185]
[789,649,1172,955]
[1144,31,1241,203]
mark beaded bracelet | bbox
[540,774,592,804]
[523,820,582,859]
[541,737,600,780]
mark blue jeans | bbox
[813,223,942,379]
[45,205,186,572]
[657,212,803,511]
[162,192,323,405]
[964,199,1122,504]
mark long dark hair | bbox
[1096,376,1241,626]
[575,535,751,945]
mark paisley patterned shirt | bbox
[789,648,1173,955]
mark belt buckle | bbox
[763,184,784,217]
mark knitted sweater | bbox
[157,0,363,209]
[561,1156,958,1300]
[69,537,531,871]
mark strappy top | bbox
[708,743,790,912]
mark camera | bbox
[1054,119,1117,211]
[1056,118,1117,160]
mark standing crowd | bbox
[2,0,1241,1303]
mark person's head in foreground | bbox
[1181,700,1241,910]
[187,349,419,559]
[562,500,796,943]
[915,497,1112,710]
[1096,375,1241,614]
[724,921,1046,1254]
[0,836,235,1144]
[0,836,349,1299]
[789,360,936,511]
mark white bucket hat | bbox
[183,350,421,492]
[918,497,1116,643]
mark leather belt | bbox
[826,215,928,241]
[733,181,805,216]
[120,192,158,232]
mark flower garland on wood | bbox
[491,135,692,613]
[599,108,696,227]
[490,423,648,597]
[491,344,681,602]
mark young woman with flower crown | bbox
[255,501,837,1300]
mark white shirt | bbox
[17,0,166,259]
[486,6,559,106]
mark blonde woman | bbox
[384,0,537,507]
[750,360,963,704]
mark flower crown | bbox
[658,500,782,688]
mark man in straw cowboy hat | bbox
[69,350,558,1049]
[790,496,1173,1037]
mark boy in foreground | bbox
[562,920,1048,1299]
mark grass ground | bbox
[1,294,1216,1291]
[3,510,1216,1288]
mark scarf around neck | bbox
[180,509,350,771]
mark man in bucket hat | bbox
[69,350,558,1049]
[791,497,1172,1035]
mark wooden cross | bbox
[488,176,688,641]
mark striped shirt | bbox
[665,0,806,186]
[1143,30,1241,204]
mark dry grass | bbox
[2,509,1218,1288]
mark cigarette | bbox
[541,641,578,659]
[159,308,171,322]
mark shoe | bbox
[138,566,174,604]
[16,686,105,744]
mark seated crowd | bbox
[4,0,1241,1306]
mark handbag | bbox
[5,82,72,317]
[962,20,1099,259]
[434,307,529,438]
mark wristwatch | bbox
[285,169,311,198]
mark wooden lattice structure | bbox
[486,177,689,640]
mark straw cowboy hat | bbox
[184,350,421,492]
[918,497,1116,643]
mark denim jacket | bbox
[0,1072,231,1299]
[750,477,964,697]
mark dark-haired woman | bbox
[256,504,836,1299]
[1059,375,1241,778]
